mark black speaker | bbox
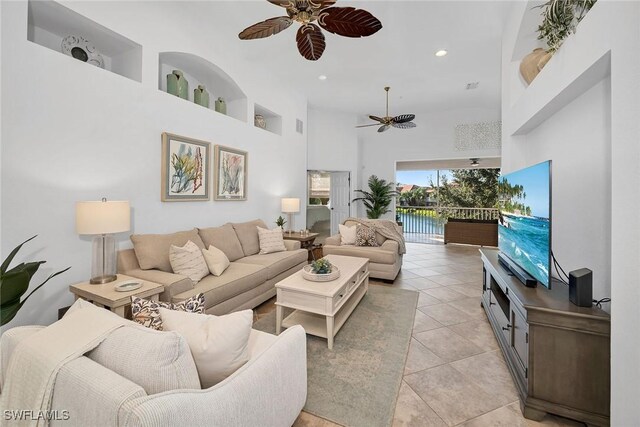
[569,268,593,307]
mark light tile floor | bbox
[255,242,585,427]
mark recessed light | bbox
[318,75,328,81]
[435,49,448,57]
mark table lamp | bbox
[281,198,300,235]
[76,198,130,284]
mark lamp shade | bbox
[76,200,130,235]
[281,198,300,213]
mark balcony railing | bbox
[397,206,499,236]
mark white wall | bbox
[508,78,612,301]
[358,107,501,218]
[1,1,307,328]
[501,1,640,422]
[307,107,359,215]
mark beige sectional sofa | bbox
[118,219,308,315]
[322,219,403,281]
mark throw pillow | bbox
[202,245,230,276]
[257,226,286,254]
[158,308,253,388]
[131,293,205,331]
[169,240,209,283]
[355,225,379,247]
[88,326,201,394]
[339,224,357,245]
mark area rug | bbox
[253,285,418,427]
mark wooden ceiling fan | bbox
[357,87,416,133]
[238,0,382,61]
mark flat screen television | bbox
[498,160,551,288]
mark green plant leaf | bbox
[0,235,37,275]
[0,269,32,305]
[1,299,24,326]
[20,266,71,306]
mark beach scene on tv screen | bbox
[498,161,550,287]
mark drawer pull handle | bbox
[502,324,512,331]
[489,302,496,306]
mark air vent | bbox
[466,82,480,90]
[296,119,304,134]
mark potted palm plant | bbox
[1,236,71,326]
[353,175,399,219]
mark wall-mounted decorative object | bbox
[254,114,267,129]
[215,97,227,115]
[194,85,210,108]
[519,48,551,85]
[167,70,188,100]
[61,35,104,68]
[454,121,502,151]
[161,133,210,201]
[214,145,247,201]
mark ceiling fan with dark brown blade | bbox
[356,87,416,133]
[238,0,382,61]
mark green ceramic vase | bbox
[194,85,209,108]
[215,97,227,115]
[167,70,188,100]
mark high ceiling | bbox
[201,1,511,115]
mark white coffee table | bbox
[275,254,369,349]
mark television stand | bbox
[479,248,610,426]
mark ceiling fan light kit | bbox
[356,87,416,133]
[238,0,382,61]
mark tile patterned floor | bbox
[255,243,585,427]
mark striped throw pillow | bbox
[169,240,209,283]
[257,227,286,254]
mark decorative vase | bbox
[194,85,210,108]
[254,114,267,129]
[519,48,549,85]
[167,70,188,100]
[537,51,553,72]
[215,97,227,115]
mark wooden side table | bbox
[283,231,320,261]
[69,274,164,318]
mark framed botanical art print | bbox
[161,133,210,201]
[214,145,247,201]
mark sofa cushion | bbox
[131,293,205,331]
[169,240,209,283]
[344,220,387,246]
[159,308,253,388]
[231,219,268,256]
[131,229,205,272]
[355,225,379,247]
[339,224,357,245]
[202,245,230,276]
[322,245,397,264]
[198,224,245,262]
[88,325,201,394]
[240,249,307,279]
[257,227,286,254]
[174,262,268,309]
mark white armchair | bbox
[1,324,307,427]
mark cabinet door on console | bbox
[511,308,529,377]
